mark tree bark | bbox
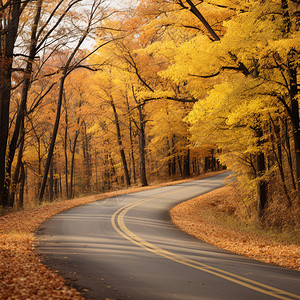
[110,97,131,187]
[18,162,25,209]
[178,156,183,177]
[183,149,191,177]
[255,126,268,222]
[137,104,148,186]
[129,121,137,184]
[279,0,300,204]
[0,0,23,207]
[126,96,136,183]
[184,0,220,41]
[64,103,69,198]
[289,59,300,205]
[269,116,292,206]
[39,76,66,202]
[6,0,43,207]
[132,88,148,186]
[10,119,25,206]
[70,131,79,198]
[82,122,92,192]
[283,118,296,190]
[49,158,54,201]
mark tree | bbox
[1,0,93,206]
[134,0,299,223]
[38,0,114,202]
[0,0,31,207]
[147,100,191,178]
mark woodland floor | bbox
[0,171,299,299]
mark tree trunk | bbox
[110,97,131,187]
[126,95,137,184]
[283,118,296,190]
[211,150,216,171]
[39,76,66,202]
[0,62,13,206]
[204,157,210,172]
[59,173,63,198]
[49,158,54,202]
[290,68,300,204]
[168,156,176,177]
[129,122,137,184]
[37,1,98,201]
[18,162,25,209]
[54,169,59,199]
[167,138,176,177]
[177,156,183,177]
[109,153,118,186]
[269,116,292,206]
[0,0,23,207]
[6,0,43,206]
[82,122,92,192]
[255,126,268,222]
[281,0,300,204]
[183,149,190,177]
[257,175,268,222]
[64,104,69,198]
[293,128,300,204]
[70,131,79,198]
[137,105,148,186]
[94,149,99,192]
[132,87,148,186]
[10,120,25,207]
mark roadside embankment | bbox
[170,184,300,271]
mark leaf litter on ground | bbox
[1,171,298,299]
[170,185,300,271]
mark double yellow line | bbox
[111,187,300,300]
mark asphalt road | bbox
[36,172,300,300]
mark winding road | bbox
[36,172,300,300]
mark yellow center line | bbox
[111,187,300,300]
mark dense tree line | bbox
[1,0,299,228]
[0,0,118,207]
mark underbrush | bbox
[199,183,300,245]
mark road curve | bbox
[36,172,300,300]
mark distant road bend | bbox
[36,172,300,300]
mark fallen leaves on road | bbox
[170,185,300,271]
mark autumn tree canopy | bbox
[1,0,299,227]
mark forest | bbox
[0,0,299,228]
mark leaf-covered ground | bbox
[0,188,153,300]
[0,177,208,300]
[1,172,298,299]
[170,185,300,271]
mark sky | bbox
[109,0,138,9]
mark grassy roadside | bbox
[170,184,300,271]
